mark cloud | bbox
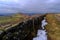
[0,0,60,13]
[0,8,18,13]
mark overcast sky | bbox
[0,0,60,13]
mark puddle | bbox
[33,17,48,40]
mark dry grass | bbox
[0,14,30,31]
[45,14,60,40]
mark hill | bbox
[45,14,60,40]
[0,13,30,31]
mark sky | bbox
[0,0,60,13]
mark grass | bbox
[0,14,29,31]
[45,14,60,40]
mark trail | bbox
[33,17,48,40]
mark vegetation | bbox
[45,14,60,40]
[0,14,30,31]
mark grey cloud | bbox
[0,0,60,13]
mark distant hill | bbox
[0,13,44,16]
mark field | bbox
[45,14,60,40]
[0,14,30,31]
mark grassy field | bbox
[0,14,30,31]
[45,14,60,40]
